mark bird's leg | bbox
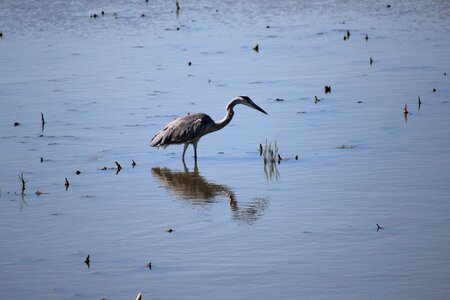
[182,143,188,160]
[182,159,189,173]
[193,141,198,161]
[193,159,199,174]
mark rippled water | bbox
[1,0,450,299]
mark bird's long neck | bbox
[214,99,239,131]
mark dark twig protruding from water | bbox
[114,162,122,175]
[314,96,320,104]
[41,112,46,132]
[403,103,409,115]
[176,0,180,14]
[259,144,263,156]
[65,178,70,191]
[146,261,152,269]
[365,34,369,42]
[19,172,26,194]
[418,96,422,110]
[370,57,373,66]
[277,154,282,163]
[132,160,136,168]
[253,44,259,53]
[376,224,384,231]
[84,254,90,268]
[346,30,350,39]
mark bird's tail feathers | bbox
[150,136,161,147]
[150,131,171,148]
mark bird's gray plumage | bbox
[150,96,267,160]
[150,113,215,148]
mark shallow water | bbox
[1,0,450,299]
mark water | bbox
[1,0,450,299]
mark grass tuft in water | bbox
[262,140,280,163]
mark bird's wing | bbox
[150,114,212,147]
[170,116,206,143]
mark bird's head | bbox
[234,96,268,115]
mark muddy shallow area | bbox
[1,0,450,299]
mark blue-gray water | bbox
[1,0,450,299]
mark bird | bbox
[150,96,268,160]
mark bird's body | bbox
[151,113,217,146]
[150,96,267,160]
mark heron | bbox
[150,96,268,160]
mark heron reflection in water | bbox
[151,161,269,224]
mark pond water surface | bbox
[1,0,450,299]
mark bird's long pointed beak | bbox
[252,102,268,115]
